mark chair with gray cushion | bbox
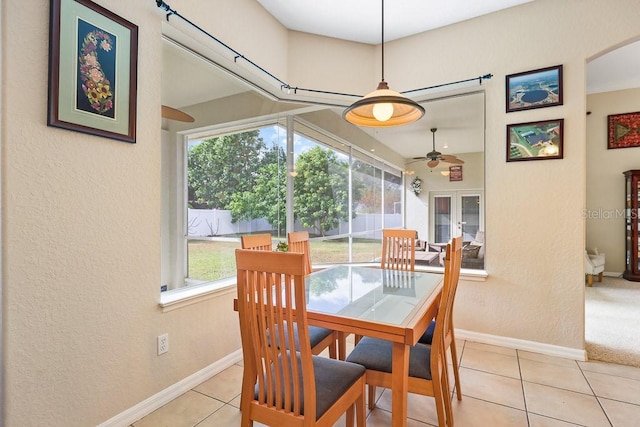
[346,237,462,427]
[585,250,605,286]
[242,233,338,359]
[236,249,366,427]
[418,236,463,400]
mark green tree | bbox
[228,146,287,232]
[187,131,265,209]
[293,146,349,236]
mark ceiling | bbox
[163,1,640,167]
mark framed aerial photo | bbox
[48,0,138,143]
[505,65,563,113]
[607,111,640,149]
[506,119,564,162]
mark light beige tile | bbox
[460,346,521,379]
[528,413,584,426]
[518,350,581,368]
[197,405,244,427]
[464,341,518,356]
[365,407,431,426]
[193,364,243,403]
[599,397,640,427]
[519,358,592,394]
[374,388,440,425]
[583,370,640,405]
[523,382,610,427]
[458,367,525,409]
[132,390,224,427]
[579,359,640,381]
[450,396,528,426]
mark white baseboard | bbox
[456,329,587,362]
[97,349,243,427]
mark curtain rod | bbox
[154,1,492,99]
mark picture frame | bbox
[506,119,564,162]
[449,165,463,182]
[607,111,640,149]
[506,65,563,113]
[48,0,138,143]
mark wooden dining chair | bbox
[346,237,463,427]
[419,235,464,400]
[235,249,366,427]
[380,228,417,271]
[240,233,273,251]
[242,232,338,360]
[287,230,340,360]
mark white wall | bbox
[586,87,640,273]
[3,0,640,425]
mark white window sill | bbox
[159,278,237,312]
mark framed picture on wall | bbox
[506,119,564,162]
[449,165,463,181]
[505,65,563,113]
[48,0,138,143]
[608,111,640,149]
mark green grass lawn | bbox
[188,238,381,282]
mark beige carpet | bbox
[585,275,640,367]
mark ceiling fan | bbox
[412,128,464,168]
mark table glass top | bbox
[305,265,442,326]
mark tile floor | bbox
[132,338,640,426]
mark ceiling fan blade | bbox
[427,159,439,168]
[448,158,465,164]
[439,154,458,162]
[162,105,195,123]
[412,156,428,160]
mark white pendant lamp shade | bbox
[343,81,425,127]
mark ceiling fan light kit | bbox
[342,0,425,128]
[412,127,465,169]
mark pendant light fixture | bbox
[343,0,425,127]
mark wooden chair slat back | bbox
[287,231,312,276]
[235,249,316,419]
[241,233,273,251]
[380,229,417,271]
[431,236,462,374]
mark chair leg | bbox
[367,385,376,410]
[587,274,593,287]
[598,272,603,282]
[356,391,366,427]
[346,404,354,427]
[449,334,463,401]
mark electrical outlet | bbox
[157,333,169,355]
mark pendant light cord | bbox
[381,0,385,83]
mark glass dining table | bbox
[304,265,444,427]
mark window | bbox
[162,118,405,292]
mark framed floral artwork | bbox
[48,0,138,143]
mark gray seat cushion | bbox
[418,320,436,345]
[258,352,365,419]
[346,336,432,380]
[270,322,334,351]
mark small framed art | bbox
[449,165,463,181]
[608,111,640,149]
[506,65,563,113]
[48,0,138,143]
[506,119,564,162]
